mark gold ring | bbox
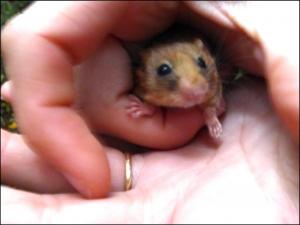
[124,152,132,191]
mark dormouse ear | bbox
[193,38,204,49]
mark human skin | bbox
[0,1,299,223]
[1,1,194,198]
[1,78,298,223]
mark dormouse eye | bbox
[156,63,172,76]
[197,57,207,69]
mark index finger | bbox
[1,1,129,198]
[1,1,181,198]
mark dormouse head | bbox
[136,38,219,108]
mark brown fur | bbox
[133,38,222,109]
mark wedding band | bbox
[124,152,132,191]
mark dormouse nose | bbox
[179,80,208,102]
[180,79,209,94]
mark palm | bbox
[2,45,298,222]
[74,37,297,222]
[1,2,298,223]
[126,78,298,223]
[78,42,298,221]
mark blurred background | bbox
[1,1,32,132]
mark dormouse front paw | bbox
[203,106,223,140]
[207,118,222,140]
[126,95,156,118]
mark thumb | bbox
[265,55,299,143]
[1,1,129,198]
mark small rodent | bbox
[125,26,224,140]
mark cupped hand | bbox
[1,1,203,198]
[1,2,298,222]
[1,78,298,223]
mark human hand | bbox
[1,1,207,198]
[1,78,298,223]
[1,2,298,222]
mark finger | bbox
[266,59,299,143]
[75,37,205,150]
[113,1,179,41]
[3,1,129,63]
[1,129,134,193]
[0,81,12,103]
[183,2,299,142]
[1,129,74,193]
[1,1,129,198]
[256,3,299,143]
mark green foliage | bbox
[1,1,33,132]
[1,1,32,26]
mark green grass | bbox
[1,1,33,132]
[1,1,32,27]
